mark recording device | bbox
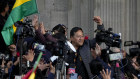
[52,33,66,56]
[15,18,35,38]
[52,33,77,79]
[54,40,65,56]
[46,56,59,66]
[109,53,123,61]
[124,41,140,47]
[66,41,76,53]
[52,33,76,56]
[95,28,121,47]
[0,53,9,61]
[124,41,140,57]
[49,40,76,65]
[0,53,10,78]
[50,56,59,62]
[33,43,45,51]
[14,18,36,75]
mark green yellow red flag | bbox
[1,0,38,45]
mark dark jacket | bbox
[35,28,57,51]
[78,39,96,78]
[76,24,104,78]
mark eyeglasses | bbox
[75,35,84,39]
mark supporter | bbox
[100,69,111,79]
[69,16,104,79]
[90,44,113,79]
[6,44,19,79]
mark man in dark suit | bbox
[70,16,104,79]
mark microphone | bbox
[115,62,122,79]
[66,41,76,52]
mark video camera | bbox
[95,27,123,61]
[0,53,10,69]
[0,53,9,61]
[124,41,140,57]
[95,28,121,47]
[33,43,45,52]
[52,33,69,56]
[15,18,35,38]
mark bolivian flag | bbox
[29,52,43,79]
[1,0,38,45]
[22,52,43,79]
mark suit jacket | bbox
[78,39,96,78]
[78,24,104,78]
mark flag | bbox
[1,0,38,45]
[29,52,43,79]
[22,68,38,79]
[29,72,35,79]
[22,52,42,79]
[22,69,33,79]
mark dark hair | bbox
[0,0,8,13]
[52,24,66,34]
[53,33,66,42]
[70,27,83,37]
[90,59,103,75]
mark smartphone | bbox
[109,53,123,61]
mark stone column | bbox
[50,0,68,30]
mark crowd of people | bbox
[0,0,140,79]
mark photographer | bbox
[0,58,8,79]
[123,41,140,78]
[117,49,138,79]
[69,16,104,79]
[0,44,19,79]
[133,55,140,71]
[33,16,69,56]
[131,55,140,78]
[32,16,57,51]
[22,48,55,79]
[5,44,19,79]
[52,24,68,36]
[90,44,113,79]
[36,61,55,79]
[22,49,35,63]
[22,47,54,79]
